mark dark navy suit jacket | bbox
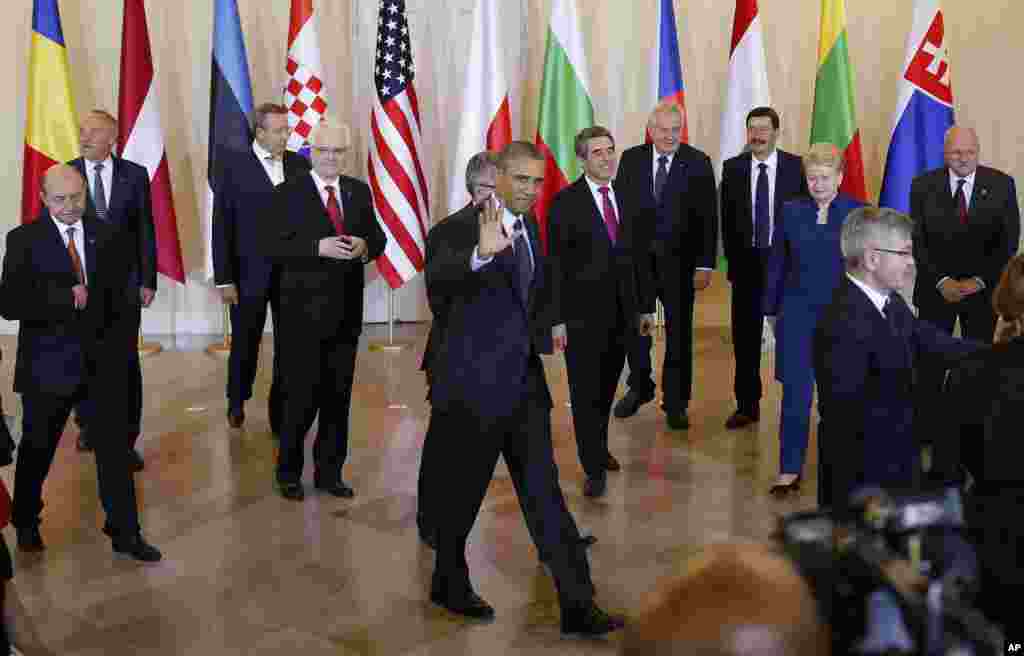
[813,277,981,509]
[212,148,311,298]
[425,207,558,424]
[70,156,156,293]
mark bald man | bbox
[0,165,160,561]
[261,119,386,501]
[911,126,1020,446]
[621,542,828,656]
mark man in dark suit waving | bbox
[426,141,623,635]
[814,207,981,511]
[212,103,311,432]
[548,126,654,498]
[262,118,386,502]
[720,107,807,429]
[613,101,718,430]
[0,165,160,561]
[910,126,1020,443]
[70,109,156,470]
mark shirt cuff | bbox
[216,283,234,288]
[470,246,494,271]
[936,276,951,290]
[973,276,985,289]
[696,267,712,272]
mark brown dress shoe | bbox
[725,410,759,429]
[605,453,621,471]
[227,408,245,429]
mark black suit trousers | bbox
[227,284,284,432]
[565,302,629,480]
[729,248,771,411]
[14,386,140,536]
[625,252,693,412]
[275,331,358,484]
[431,361,594,608]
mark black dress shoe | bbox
[725,410,759,430]
[583,477,606,498]
[613,389,655,418]
[561,602,626,636]
[129,448,145,472]
[314,479,355,498]
[112,534,163,562]
[419,529,437,549]
[430,589,495,620]
[277,480,304,501]
[605,454,621,472]
[666,411,690,430]
[227,407,244,429]
[16,526,44,552]
[77,428,93,452]
[769,474,802,496]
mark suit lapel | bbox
[641,144,656,204]
[524,212,542,312]
[83,219,99,285]
[740,153,755,229]
[106,157,125,221]
[43,216,79,283]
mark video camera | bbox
[778,486,1005,656]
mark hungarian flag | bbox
[810,0,868,202]
[716,0,771,181]
[118,0,185,284]
[879,0,953,213]
[446,0,512,214]
[21,0,79,223]
[646,0,688,144]
[283,0,327,155]
[534,0,594,251]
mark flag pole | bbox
[206,304,232,356]
[369,285,404,352]
[138,331,162,356]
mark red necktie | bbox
[955,179,968,225]
[599,186,618,244]
[326,185,345,235]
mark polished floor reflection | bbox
[0,277,820,654]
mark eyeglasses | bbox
[873,248,913,258]
[311,147,348,157]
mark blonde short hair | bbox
[803,142,844,174]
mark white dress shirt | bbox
[470,205,534,272]
[85,155,114,210]
[749,149,779,246]
[53,217,87,285]
[584,175,619,224]
[651,149,675,195]
[253,141,285,187]
[847,273,889,317]
[310,170,342,208]
[948,169,976,208]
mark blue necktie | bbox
[512,219,532,305]
[654,155,668,202]
[754,162,770,248]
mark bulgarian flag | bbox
[534,0,593,252]
[810,0,868,202]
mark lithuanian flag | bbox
[22,0,80,223]
[810,0,868,202]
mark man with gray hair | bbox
[813,206,981,511]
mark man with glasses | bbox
[813,207,982,511]
[261,118,386,502]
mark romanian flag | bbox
[810,0,868,202]
[22,0,80,223]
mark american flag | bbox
[368,0,429,288]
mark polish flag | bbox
[118,0,185,283]
[446,0,512,214]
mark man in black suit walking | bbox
[212,103,311,433]
[70,109,156,470]
[548,126,654,498]
[613,101,718,430]
[0,165,160,561]
[418,150,498,547]
[426,141,623,635]
[262,118,386,502]
[719,107,807,429]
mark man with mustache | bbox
[0,165,161,561]
[719,107,807,430]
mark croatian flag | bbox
[283,0,327,156]
[879,0,953,213]
[646,0,688,143]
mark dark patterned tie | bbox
[598,186,618,244]
[93,163,108,220]
[512,218,532,306]
[883,295,899,335]
[754,163,771,248]
[654,155,669,202]
[954,178,968,225]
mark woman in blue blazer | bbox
[762,144,865,494]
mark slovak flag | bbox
[879,0,953,213]
[646,0,688,143]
